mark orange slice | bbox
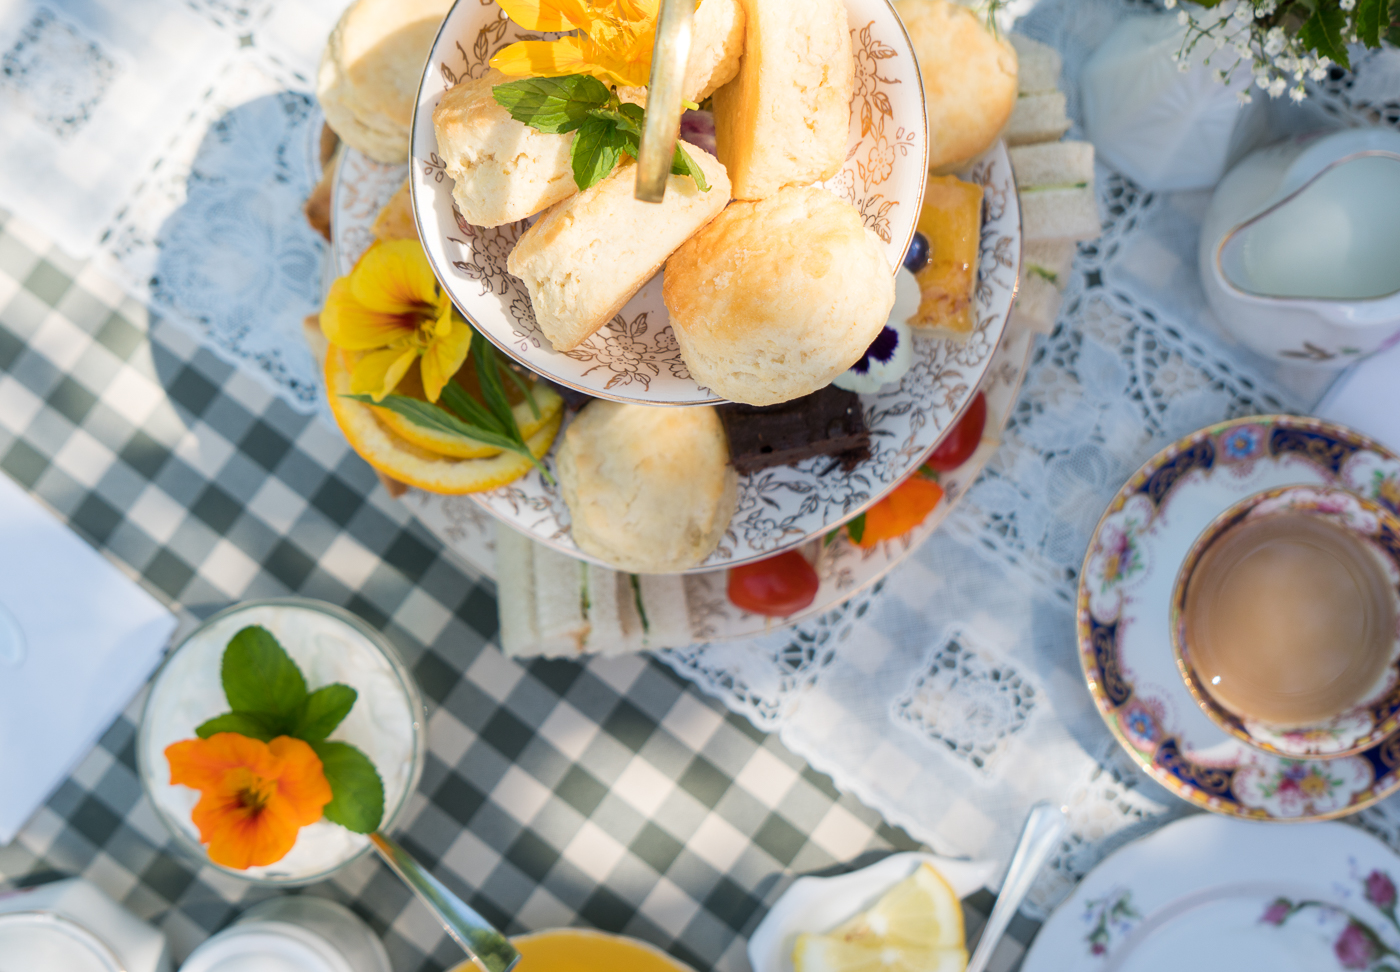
[371,360,563,460]
[326,347,561,494]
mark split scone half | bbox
[507,150,732,353]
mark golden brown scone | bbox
[664,186,895,406]
[896,0,1018,172]
[317,0,453,163]
[433,68,578,228]
[371,179,418,241]
[558,402,737,574]
[508,150,731,353]
[712,0,853,200]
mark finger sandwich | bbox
[508,150,731,353]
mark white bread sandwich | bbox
[496,526,696,658]
[1012,140,1099,245]
[1005,91,1071,146]
[712,0,854,200]
[508,151,731,353]
[1010,33,1062,95]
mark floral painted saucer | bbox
[1079,415,1400,821]
[1170,485,1400,759]
[1021,814,1400,972]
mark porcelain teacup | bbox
[1170,485,1400,758]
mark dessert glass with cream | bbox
[137,598,425,884]
[1171,485,1400,759]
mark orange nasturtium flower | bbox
[320,238,471,404]
[855,473,945,548]
[490,0,663,89]
[166,733,333,870]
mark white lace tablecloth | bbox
[8,0,1400,924]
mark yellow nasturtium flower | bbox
[320,239,469,404]
[490,0,662,89]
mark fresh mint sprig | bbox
[195,625,385,834]
[492,75,710,193]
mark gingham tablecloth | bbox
[0,208,1041,972]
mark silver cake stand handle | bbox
[634,0,694,202]
[965,802,1067,972]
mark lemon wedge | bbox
[792,935,966,972]
[835,864,965,950]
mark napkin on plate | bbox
[0,472,176,844]
[1316,340,1400,453]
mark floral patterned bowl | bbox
[1170,485,1400,759]
[407,0,1015,407]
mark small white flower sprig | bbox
[1164,0,1397,104]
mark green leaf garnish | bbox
[846,513,867,544]
[196,711,281,741]
[311,740,385,834]
[492,75,613,134]
[1298,6,1350,69]
[670,143,710,193]
[294,684,359,741]
[222,626,307,724]
[573,116,625,192]
[492,74,709,192]
[1356,0,1389,48]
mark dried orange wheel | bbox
[326,347,561,494]
[371,359,563,459]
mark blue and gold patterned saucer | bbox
[1078,415,1400,821]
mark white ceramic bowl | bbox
[408,0,932,404]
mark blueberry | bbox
[903,231,930,273]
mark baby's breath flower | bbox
[1237,88,1253,104]
[1340,0,1356,10]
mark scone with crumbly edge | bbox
[433,68,578,228]
[712,0,853,200]
[896,0,1018,173]
[317,0,454,163]
[507,149,731,353]
[664,186,895,406]
[558,401,738,574]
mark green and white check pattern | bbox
[0,208,1040,972]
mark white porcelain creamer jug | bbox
[1199,127,1400,366]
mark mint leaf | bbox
[846,513,866,544]
[222,626,307,722]
[196,711,281,741]
[492,76,612,134]
[1357,0,1390,47]
[294,684,358,741]
[671,143,711,192]
[572,116,625,191]
[1299,6,1350,69]
[311,741,385,834]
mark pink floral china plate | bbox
[1078,415,1400,821]
[1021,815,1400,972]
[405,0,1018,408]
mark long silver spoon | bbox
[965,802,1068,972]
[370,831,521,972]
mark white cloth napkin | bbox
[0,472,176,844]
[1316,342,1400,453]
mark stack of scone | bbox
[431,0,895,410]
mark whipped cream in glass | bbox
[138,599,424,884]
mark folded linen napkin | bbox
[0,472,176,843]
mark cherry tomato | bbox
[728,551,820,617]
[924,391,986,471]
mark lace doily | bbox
[0,0,347,412]
[672,0,1400,916]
